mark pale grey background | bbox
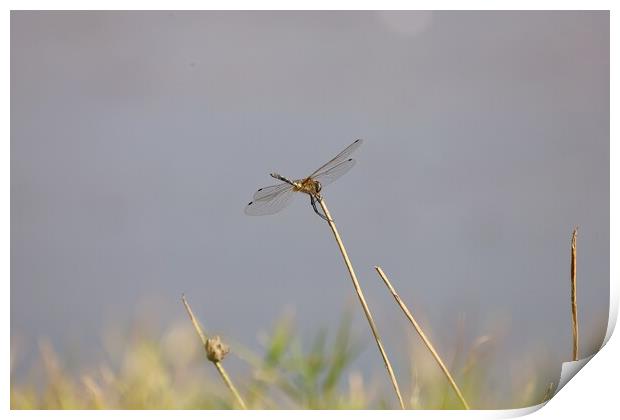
[11,11,609,405]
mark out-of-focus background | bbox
[11,11,609,409]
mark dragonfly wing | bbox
[313,158,356,187]
[309,139,363,177]
[252,182,292,200]
[245,185,296,216]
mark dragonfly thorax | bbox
[294,178,322,196]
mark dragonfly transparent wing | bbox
[309,139,363,177]
[313,158,356,187]
[245,183,296,216]
[252,182,292,200]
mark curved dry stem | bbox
[374,266,470,410]
[318,197,405,410]
[181,294,247,409]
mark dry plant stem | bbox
[318,197,405,410]
[571,227,579,361]
[374,266,471,410]
[541,382,555,403]
[181,295,247,409]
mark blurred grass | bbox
[11,311,556,410]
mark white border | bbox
[4,2,616,419]
[1,0,617,10]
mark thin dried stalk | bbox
[181,294,247,409]
[541,382,555,403]
[374,266,470,410]
[571,227,579,361]
[318,198,405,409]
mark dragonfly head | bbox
[314,180,322,194]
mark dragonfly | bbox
[245,139,363,221]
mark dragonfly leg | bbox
[310,195,332,222]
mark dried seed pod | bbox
[205,336,230,363]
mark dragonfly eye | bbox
[314,181,322,193]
